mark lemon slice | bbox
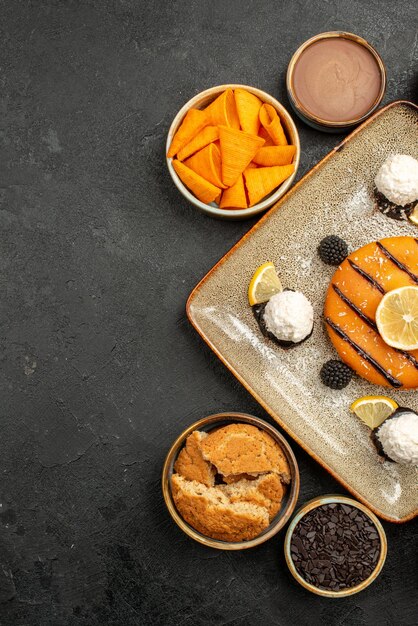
[376,286,418,350]
[248,262,283,306]
[350,395,398,430]
[408,205,418,226]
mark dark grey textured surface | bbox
[0,1,417,624]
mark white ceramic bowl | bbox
[166,84,300,220]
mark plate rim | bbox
[186,100,418,524]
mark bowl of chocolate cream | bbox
[287,32,386,132]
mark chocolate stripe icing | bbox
[332,285,418,371]
[325,317,403,388]
[402,351,418,369]
[332,285,377,329]
[347,260,385,294]
[376,242,418,284]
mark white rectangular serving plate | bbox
[187,101,418,523]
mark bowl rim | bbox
[286,31,387,129]
[166,84,300,219]
[284,494,387,597]
[162,412,300,550]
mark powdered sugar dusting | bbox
[344,185,374,218]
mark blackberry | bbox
[318,236,348,265]
[320,359,353,389]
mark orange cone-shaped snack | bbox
[177,126,219,161]
[234,88,262,135]
[258,126,275,146]
[259,104,287,146]
[219,125,264,187]
[172,160,221,204]
[184,143,226,189]
[167,109,208,158]
[244,164,294,206]
[246,161,258,168]
[219,174,247,209]
[253,145,296,167]
[205,89,240,129]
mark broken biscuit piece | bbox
[174,431,215,487]
[219,472,284,520]
[171,474,270,542]
[199,423,290,483]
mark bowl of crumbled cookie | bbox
[162,412,300,550]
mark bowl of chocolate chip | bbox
[284,495,387,597]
